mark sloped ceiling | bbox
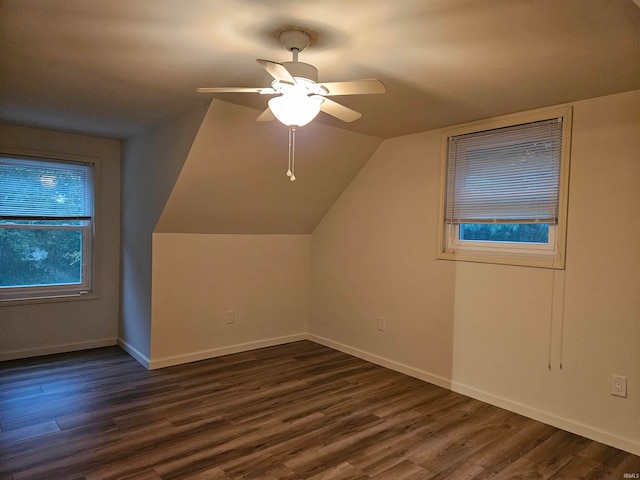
[155,100,382,234]
[1,0,639,140]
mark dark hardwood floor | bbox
[1,341,638,479]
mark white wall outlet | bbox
[377,316,386,332]
[611,375,627,398]
[225,310,235,325]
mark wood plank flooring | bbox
[1,341,638,479]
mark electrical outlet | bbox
[225,310,235,325]
[377,317,386,332]
[611,375,627,398]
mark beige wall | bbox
[150,234,309,368]
[145,100,379,367]
[0,124,121,359]
[309,90,640,454]
[309,127,457,380]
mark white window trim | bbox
[436,106,572,269]
[0,150,99,305]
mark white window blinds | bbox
[0,156,94,220]
[445,118,563,224]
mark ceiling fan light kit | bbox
[197,29,386,181]
[268,92,322,128]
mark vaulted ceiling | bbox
[2,0,639,140]
[155,100,382,234]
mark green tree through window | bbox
[459,223,549,243]
[0,222,83,287]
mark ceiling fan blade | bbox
[196,87,276,94]
[317,97,362,123]
[317,79,386,96]
[256,107,275,122]
[256,59,296,84]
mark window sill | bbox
[0,292,98,307]
[437,249,565,269]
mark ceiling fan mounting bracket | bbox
[280,29,311,53]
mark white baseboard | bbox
[117,338,151,369]
[449,380,640,457]
[0,338,117,362]
[147,333,308,370]
[307,333,453,389]
[307,333,640,457]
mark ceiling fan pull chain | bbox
[290,127,296,181]
[286,126,293,178]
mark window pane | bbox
[459,223,549,243]
[0,225,83,288]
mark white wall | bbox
[121,100,379,366]
[144,100,379,368]
[119,106,208,364]
[309,127,457,380]
[0,124,121,360]
[150,233,309,368]
[309,90,640,455]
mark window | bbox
[437,107,572,268]
[0,155,95,301]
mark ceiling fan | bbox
[197,29,386,127]
[196,29,386,181]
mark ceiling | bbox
[1,0,639,140]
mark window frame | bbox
[436,106,572,269]
[0,153,97,304]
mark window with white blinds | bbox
[438,107,572,269]
[0,157,94,220]
[0,155,95,302]
[445,118,563,225]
